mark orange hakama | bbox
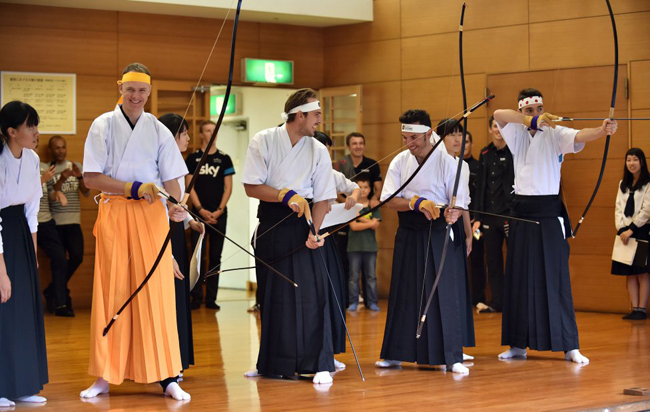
[88,194,181,384]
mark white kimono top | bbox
[498,123,583,196]
[83,105,188,193]
[380,145,470,209]
[241,124,336,203]
[333,169,359,196]
[0,147,42,254]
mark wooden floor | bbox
[26,292,650,412]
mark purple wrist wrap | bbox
[131,181,143,200]
[414,197,426,212]
[282,190,297,206]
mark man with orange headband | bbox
[80,63,191,401]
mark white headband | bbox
[281,100,321,121]
[401,124,431,133]
[518,96,543,109]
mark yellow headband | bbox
[117,72,151,85]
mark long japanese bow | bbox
[416,2,468,339]
[103,0,247,336]
[572,0,618,237]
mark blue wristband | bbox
[282,190,297,206]
[530,115,539,131]
[131,181,143,200]
[414,197,426,212]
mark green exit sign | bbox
[242,58,294,85]
[210,93,237,116]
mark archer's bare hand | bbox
[603,119,618,135]
[169,203,187,222]
[444,208,460,224]
[189,220,204,234]
[345,195,358,210]
[305,232,324,249]
[173,258,184,280]
[0,272,11,304]
[466,237,473,257]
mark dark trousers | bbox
[482,215,507,311]
[334,231,350,303]
[56,224,84,306]
[37,219,68,307]
[469,234,486,306]
[191,214,227,305]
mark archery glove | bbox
[278,188,311,220]
[523,113,559,130]
[124,181,161,204]
[409,196,441,220]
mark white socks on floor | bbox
[0,398,15,407]
[312,371,333,384]
[244,369,261,377]
[450,363,469,374]
[463,353,474,361]
[164,382,191,401]
[334,358,346,370]
[16,395,47,403]
[498,347,527,359]
[565,349,589,364]
[375,359,402,368]
[80,378,109,398]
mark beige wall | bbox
[323,0,650,312]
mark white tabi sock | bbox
[498,347,527,359]
[80,378,109,398]
[0,398,15,407]
[164,382,191,401]
[244,369,261,377]
[450,363,469,374]
[334,358,346,370]
[313,371,333,384]
[375,359,402,368]
[463,353,474,361]
[565,349,589,364]
[16,395,46,403]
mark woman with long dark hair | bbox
[612,147,650,320]
[0,101,49,407]
[158,113,203,373]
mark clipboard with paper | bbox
[612,236,649,266]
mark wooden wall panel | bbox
[401,25,529,79]
[0,4,117,32]
[324,0,400,47]
[530,12,650,71]
[562,159,622,206]
[530,0,650,23]
[117,12,260,44]
[0,27,118,76]
[324,39,400,86]
[401,74,487,119]
[631,109,650,149]
[362,81,402,125]
[569,254,629,313]
[631,60,650,109]
[401,0,528,37]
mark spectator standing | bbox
[611,148,650,320]
[185,120,235,310]
[48,135,90,315]
[472,116,515,313]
